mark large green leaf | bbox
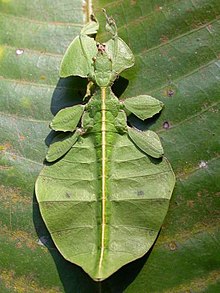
[0,1,96,292]
[0,0,220,292]
[93,0,220,292]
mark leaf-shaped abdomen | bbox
[35,132,175,280]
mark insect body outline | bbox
[35,11,175,281]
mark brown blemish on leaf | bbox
[0,142,12,152]
[187,200,194,208]
[168,241,177,251]
[0,185,44,251]
[176,164,197,180]
[0,269,61,293]
[130,0,137,5]
[167,88,175,97]
[197,191,202,198]
[11,230,37,250]
[40,75,46,80]
[163,269,220,293]
[160,35,169,44]
[19,134,26,141]
[12,154,17,160]
[0,165,13,171]
[155,5,163,12]
[163,121,170,129]
[0,226,41,251]
[191,21,204,29]
[160,222,219,246]
[0,185,30,206]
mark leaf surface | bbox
[93,0,220,291]
[0,1,98,292]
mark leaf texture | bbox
[0,1,96,292]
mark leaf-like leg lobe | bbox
[128,127,164,158]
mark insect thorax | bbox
[92,50,116,87]
[82,88,124,133]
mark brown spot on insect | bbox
[65,192,72,198]
[148,230,154,236]
[96,43,106,54]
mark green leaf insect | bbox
[35,11,175,281]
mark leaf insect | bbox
[35,10,175,281]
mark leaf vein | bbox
[138,17,220,57]
[0,11,83,27]
[158,100,220,133]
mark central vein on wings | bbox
[99,87,107,272]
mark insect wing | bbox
[60,35,97,78]
[106,37,134,75]
[80,18,99,35]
